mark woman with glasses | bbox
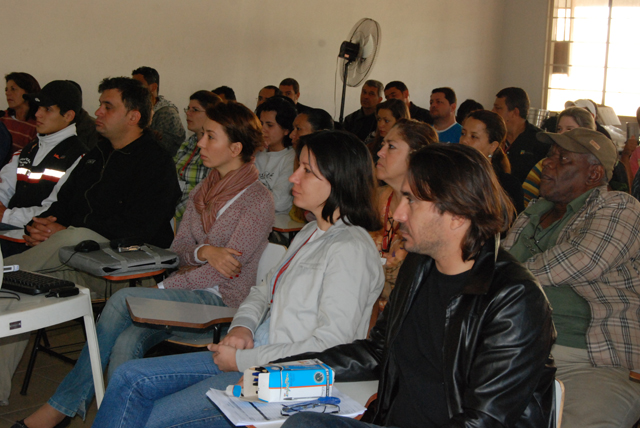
[372,119,438,305]
[173,91,222,224]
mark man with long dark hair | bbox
[281,144,556,428]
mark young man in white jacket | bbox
[0,80,86,257]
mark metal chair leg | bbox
[20,329,45,395]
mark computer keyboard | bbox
[2,271,76,295]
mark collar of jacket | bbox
[97,130,150,156]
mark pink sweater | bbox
[163,181,275,308]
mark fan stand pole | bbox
[339,61,351,123]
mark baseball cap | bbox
[23,80,82,115]
[536,128,616,180]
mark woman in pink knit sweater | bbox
[18,102,274,428]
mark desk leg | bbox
[82,314,105,408]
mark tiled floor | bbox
[0,322,98,427]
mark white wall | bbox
[0,0,550,124]
[499,0,551,109]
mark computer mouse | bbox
[74,240,101,253]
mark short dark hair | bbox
[456,99,484,124]
[131,66,159,90]
[5,72,41,119]
[364,80,384,97]
[301,108,334,132]
[279,78,299,94]
[190,90,222,109]
[496,87,530,119]
[466,110,511,174]
[212,86,237,101]
[384,81,408,93]
[431,87,457,105]
[392,119,438,151]
[297,131,381,231]
[407,144,514,261]
[262,85,282,96]
[255,96,297,148]
[98,77,153,129]
[205,101,263,163]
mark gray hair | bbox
[586,153,609,185]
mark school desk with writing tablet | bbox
[126,296,238,342]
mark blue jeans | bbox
[48,287,225,419]
[92,351,243,428]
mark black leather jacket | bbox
[281,239,557,427]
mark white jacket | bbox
[0,124,81,227]
[231,218,384,372]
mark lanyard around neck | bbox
[270,230,316,303]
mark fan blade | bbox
[360,34,375,59]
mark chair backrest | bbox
[256,243,287,287]
[555,378,565,428]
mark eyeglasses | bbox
[183,107,205,113]
[280,397,341,416]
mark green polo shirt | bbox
[510,190,594,349]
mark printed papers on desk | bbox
[206,387,366,427]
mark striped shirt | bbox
[503,186,640,370]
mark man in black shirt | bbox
[281,144,556,428]
[343,79,383,141]
[279,77,313,115]
[492,87,547,183]
[384,81,433,124]
[5,77,179,289]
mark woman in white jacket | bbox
[92,130,385,428]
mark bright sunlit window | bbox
[545,0,640,116]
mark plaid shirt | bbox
[173,134,210,221]
[503,186,640,370]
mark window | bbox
[545,0,640,116]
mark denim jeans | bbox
[48,287,225,419]
[92,351,243,428]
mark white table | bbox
[0,286,105,407]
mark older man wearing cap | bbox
[0,80,87,257]
[504,128,640,428]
